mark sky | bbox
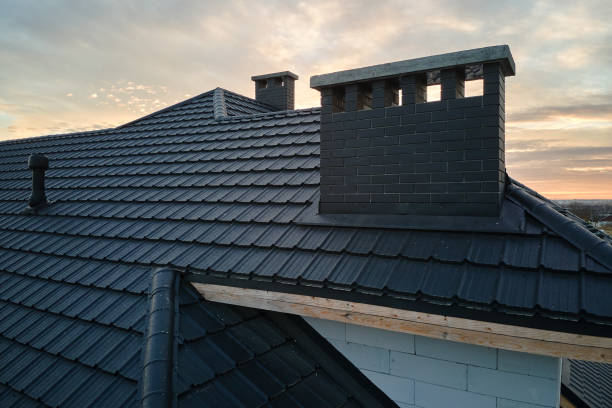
[1,0,611,199]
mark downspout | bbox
[141,267,178,408]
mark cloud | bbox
[508,103,612,123]
[0,0,610,197]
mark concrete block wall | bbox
[319,62,506,217]
[305,317,561,408]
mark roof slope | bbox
[0,88,611,341]
[0,250,393,407]
[562,359,612,407]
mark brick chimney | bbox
[311,45,515,217]
[251,71,298,111]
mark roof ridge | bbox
[212,88,227,120]
[507,178,612,269]
[117,89,216,130]
[140,267,179,408]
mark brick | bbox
[319,193,344,202]
[321,184,356,195]
[465,192,499,203]
[356,127,385,139]
[354,108,386,119]
[362,370,415,405]
[399,134,428,144]
[415,121,446,133]
[357,166,385,175]
[468,366,560,406]
[415,183,446,193]
[390,351,467,390]
[497,351,560,379]
[385,164,415,174]
[400,174,430,183]
[358,184,384,193]
[430,172,463,182]
[347,324,415,354]
[386,124,416,136]
[431,193,465,203]
[320,175,343,185]
[304,317,345,341]
[372,193,399,203]
[400,193,430,203]
[372,175,399,184]
[372,136,399,146]
[402,112,431,124]
[330,340,390,373]
[385,183,414,193]
[372,115,401,127]
[344,138,371,148]
[414,336,496,368]
[448,161,482,172]
[415,382,496,408]
[414,162,447,173]
[346,175,371,184]
[431,151,463,162]
[447,182,482,193]
[415,100,447,112]
[345,193,370,203]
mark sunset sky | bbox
[1,0,611,199]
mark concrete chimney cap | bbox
[310,45,515,90]
[251,71,299,81]
[28,153,49,170]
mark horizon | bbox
[1,1,611,199]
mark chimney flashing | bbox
[310,45,514,90]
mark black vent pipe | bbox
[27,153,49,209]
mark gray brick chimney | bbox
[311,45,515,217]
[251,71,298,111]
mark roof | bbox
[0,90,397,408]
[1,80,612,404]
[562,359,612,407]
[2,88,610,336]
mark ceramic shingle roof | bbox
[562,359,612,408]
[0,84,612,405]
[1,89,611,335]
[0,90,397,408]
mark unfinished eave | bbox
[194,283,612,364]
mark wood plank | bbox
[193,283,612,363]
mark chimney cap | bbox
[251,71,299,81]
[310,45,515,90]
[28,153,49,170]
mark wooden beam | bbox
[193,283,612,363]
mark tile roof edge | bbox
[0,127,115,147]
[140,267,179,408]
[212,88,228,120]
[507,177,612,270]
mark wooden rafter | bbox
[194,283,612,363]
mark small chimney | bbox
[251,71,298,111]
[311,45,515,217]
[27,153,49,209]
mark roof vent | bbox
[251,71,298,111]
[311,45,515,217]
[23,153,49,214]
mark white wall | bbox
[305,317,561,408]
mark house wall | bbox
[305,317,561,408]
